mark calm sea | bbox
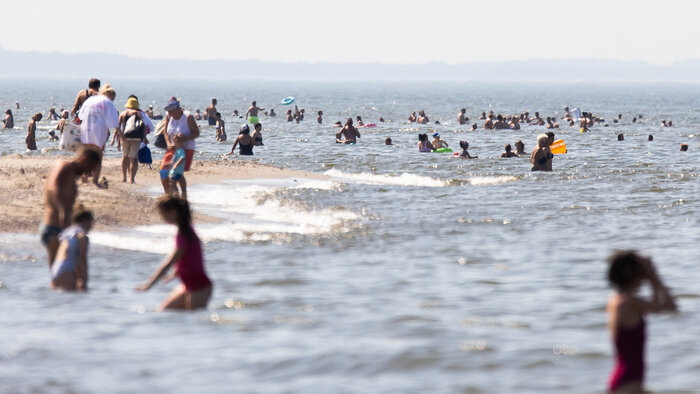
[1,79,699,393]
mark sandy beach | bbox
[0,154,325,233]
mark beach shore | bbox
[0,154,325,233]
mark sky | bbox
[1,0,697,65]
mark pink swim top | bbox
[608,317,646,391]
[175,229,212,291]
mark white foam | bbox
[323,169,446,187]
[88,178,359,252]
[468,176,518,186]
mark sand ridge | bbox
[0,154,325,233]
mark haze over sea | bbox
[1,79,699,393]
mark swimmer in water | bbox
[457,108,468,125]
[418,134,433,152]
[356,116,365,127]
[470,123,477,131]
[431,132,448,149]
[680,143,688,151]
[385,137,392,145]
[530,134,552,172]
[317,111,323,124]
[286,109,293,122]
[336,118,361,144]
[269,109,276,117]
[50,205,93,292]
[333,121,342,127]
[417,111,429,124]
[245,101,264,124]
[500,144,517,158]
[514,140,525,156]
[580,119,591,132]
[618,134,624,141]
[215,112,226,142]
[252,123,264,146]
[136,196,213,311]
[457,140,477,159]
[408,112,417,123]
[379,117,385,122]
[4,109,14,129]
[606,251,676,394]
[648,135,653,141]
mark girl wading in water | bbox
[137,196,212,310]
[606,251,677,393]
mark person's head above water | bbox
[433,132,440,139]
[252,101,256,106]
[215,112,221,120]
[72,204,94,230]
[504,144,512,152]
[618,134,624,141]
[356,116,362,121]
[254,123,262,131]
[607,250,647,292]
[680,143,688,151]
[345,118,353,126]
[385,137,392,145]
[211,98,217,105]
[459,140,469,150]
[648,135,654,141]
[461,108,466,114]
[418,133,427,142]
[32,112,43,121]
[240,124,250,135]
[537,134,549,147]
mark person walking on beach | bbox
[246,101,264,125]
[206,98,218,126]
[230,124,254,155]
[606,251,676,393]
[50,205,93,292]
[26,113,42,151]
[41,147,101,266]
[137,196,212,311]
[70,78,100,118]
[531,134,553,172]
[78,84,119,187]
[113,96,152,184]
[4,109,14,129]
[160,97,200,196]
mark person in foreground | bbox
[42,147,101,266]
[51,205,93,292]
[606,251,677,394]
[137,196,212,311]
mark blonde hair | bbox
[537,134,549,147]
[100,84,115,96]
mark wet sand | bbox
[0,154,325,233]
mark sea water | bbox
[1,79,700,393]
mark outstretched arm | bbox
[136,247,184,291]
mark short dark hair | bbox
[88,78,101,90]
[78,146,102,163]
[608,251,644,290]
[73,204,94,224]
[546,131,554,139]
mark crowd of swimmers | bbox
[16,78,682,393]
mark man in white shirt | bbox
[78,84,119,187]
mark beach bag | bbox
[138,143,153,168]
[59,122,82,152]
[154,119,167,149]
[123,112,145,140]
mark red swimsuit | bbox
[608,317,645,392]
[175,229,212,291]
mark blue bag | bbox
[138,144,153,168]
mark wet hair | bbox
[461,108,466,113]
[515,140,524,148]
[334,121,342,126]
[252,101,256,106]
[254,123,262,131]
[33,113,43,121]
[546,131,555,139]
[356,116,362,121]
[215,112,221,118]
[680,143,688,151]
[385,137,392,145]
[505,144,512,152]
[607,250,645,290]
[346,118,353,126]
[157,196,194,240]
[78,146,102,164]
[287,109,292,114]
[318,111,323,116]
[212,98,217,104]
[72,204,94,224]
[88,78,101,90]
[418,133,427,142]
[618,134,624,141]
[459,140,469,149]
[648,135,654,141]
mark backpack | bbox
[138,143,153,168]
[123,112,145,140]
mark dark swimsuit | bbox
[239,138,253,156]
[609,317,646,391]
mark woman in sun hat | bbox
[159,97,200,195]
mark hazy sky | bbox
[2,0,696,65]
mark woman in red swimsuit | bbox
[606,251,677,393]
[137,196,212,310]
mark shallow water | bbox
[1,80,700,393]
